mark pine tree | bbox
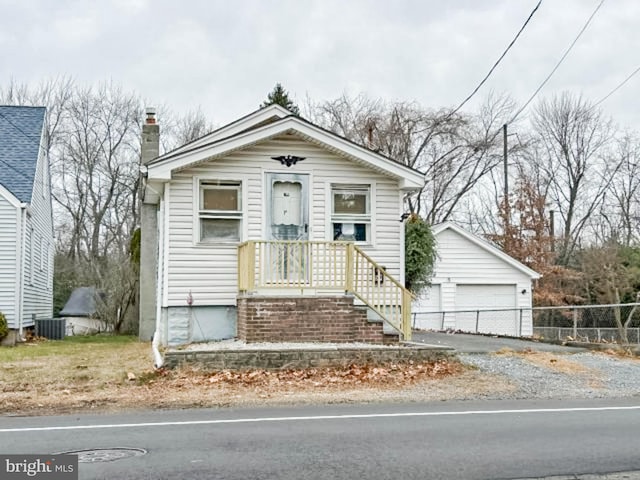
[260,83,300,115]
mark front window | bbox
[331,184,370,242]
[199,180,242,242]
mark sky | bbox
[1,0,639,130]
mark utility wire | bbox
[509,0,606,123]
[592,65,640,108]
[450,0,543,117]
[413,1,543,165]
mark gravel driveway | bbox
[460,351,640,400]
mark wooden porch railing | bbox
[237,240,412,340]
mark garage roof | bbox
[432,222,541,279]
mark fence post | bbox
[475,310,480,333]
[402,289,412,341]
[345,243,354,292]
[519,309,523,336]
[441,312,445,331]
[572,308,578,339]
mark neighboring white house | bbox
[413,222,540,336]
[0,106,54,341]
[140,105,424,346]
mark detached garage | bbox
[413,222,540,336]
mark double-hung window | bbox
[198,180,242,242]
[331,184,371,242]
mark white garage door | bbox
[412,285,442,330]
[454,284,517,335]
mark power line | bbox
[449,0,543,117]
[413,1,543,165]
[509,0,606,123]
[593,65,640,108]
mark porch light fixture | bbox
[271,155,306,167]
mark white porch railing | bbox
[237,240,412,340]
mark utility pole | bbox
[503,124,509,224]
[549,209,555,252]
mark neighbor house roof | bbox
[432,221,541,279]
[59,287,100,317]
[145,105,424,191]
[0,106,45,203]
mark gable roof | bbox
[59,287,101,317]
[146,105,424,190]
[432,221,541,279]
[0,106,45,203]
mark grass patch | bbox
[0,334,468,416]
[0,334,138,361]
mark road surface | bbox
[1,398,639,479]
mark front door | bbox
[266,173,309,241]
[265,173,309,283]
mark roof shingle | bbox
[0,105,45,203]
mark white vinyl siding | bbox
[0,193,18,327]
[21,144,55,327]
[419,227,535,337]
[165,134,403,306]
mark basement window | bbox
[331,184,371,242]
[198,180,242,242]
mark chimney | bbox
[141,107,159,165]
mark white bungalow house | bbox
[139,105,424,346]
[413,222,540,336]
[0,106,54,342]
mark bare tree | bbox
[308,92,516,223]
[532,92,617,265]
[602,133,640,246]
[0,76,74,156]
[52,82,142,263]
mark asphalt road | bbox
[1,399,639,480]
[412,331,587,353]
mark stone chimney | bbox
[139,107,160,342]
[141,107,160,165]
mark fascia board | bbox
[157,105,292,160]
[149,117,425,188]
[0,184,21,207]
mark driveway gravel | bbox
[460,351,640,400]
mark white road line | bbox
[1,405,639,433]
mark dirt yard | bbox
[0,335,488,416]
[3,336,634,416]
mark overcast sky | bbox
[2,0,638,130]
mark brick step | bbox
[237,295,397,344]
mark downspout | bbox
[152,194,165,369]
[17,205,28,338]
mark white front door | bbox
[265,173,309,283]
[266,173,309,241]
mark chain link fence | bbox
[532,303,640,344]
[412,302,640,344]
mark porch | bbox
[237,240,412,341]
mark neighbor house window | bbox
[198,180,242,242]
[331,184,371,242]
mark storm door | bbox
[265,173,309,284]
